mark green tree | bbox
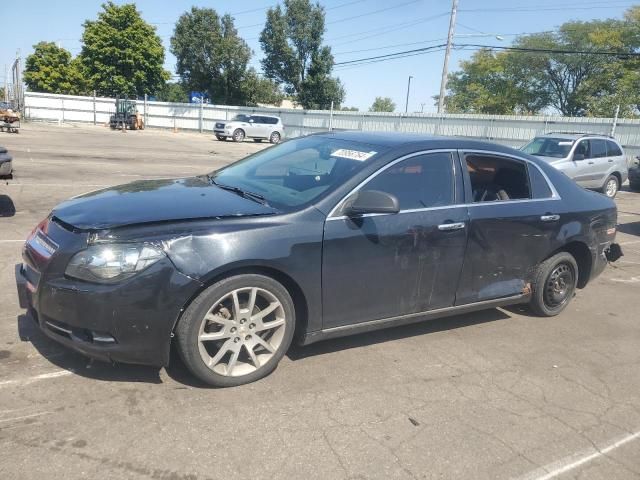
[444,49,546,114]
[24,42,88,95]
[81,2,169,97]
[171,7,255,105]
[240,69,285,106]
[156,82,188,103]
[341,106,359,111]
[369,97,396,112]
[260,0,344,109]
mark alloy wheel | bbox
[270,132,281,144]
[605,177,618,198]
[197,287,286,377]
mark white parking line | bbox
[0,240,24,243]
[4,183,110,187]
[0,370,73,388]
[521,430,640,480]
[0,411,51,424]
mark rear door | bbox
[589,139,610,187]
[321,151,469,329]
[456,151,560,305]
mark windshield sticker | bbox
[331,149,377,161]
[558,141,574,145]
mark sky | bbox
[0,0,637,112]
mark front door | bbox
[321,151,468,329]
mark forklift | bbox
[109,97,144,131]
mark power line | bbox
[334,44,448,66]
[459,1,635,13]
[327,0,422,25]
[334,48,447,70]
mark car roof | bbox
[250,114,280,119]
[538,132,615,141]
[313,130,520,153]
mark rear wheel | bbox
[270,131,281,144]
[176,274,295,387]
[602,175,619,198]
[232,129,245,142]
[529,252,578,317]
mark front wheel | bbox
[602,175,619,198]
[232,129,245,142]
[529,252,578,317]
[175,274,295,387]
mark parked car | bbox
[521,133,628,198]
[0,145,12,178]
[214,114,284,143]
[628,156,640,191]
[16,132,622,387]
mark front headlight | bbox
[65,243,165,283]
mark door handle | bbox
[438,222,465,231]
[540,214,560,222]
[608,159,614,163]
[588,161,595,165]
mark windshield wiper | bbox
[208,176,269,206]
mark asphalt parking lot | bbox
[1,123,639,480]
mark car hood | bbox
[52,177,278,230]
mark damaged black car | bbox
[16,132,622,386]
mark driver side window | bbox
[362,152,455,210]
[574,140,590,159]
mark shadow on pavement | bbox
[287,308,511,361]
[617,220,640,237]
[17,314,163,384]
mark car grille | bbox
[215,122,225,129]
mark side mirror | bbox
[573,153,585,161]
[249,118,255,123]
[343,190,400,216]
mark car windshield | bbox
[209,135,386,211]
[231,114,250,122]
[522,137,574,158]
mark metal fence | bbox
[23,91,640,159]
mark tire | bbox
[269,131,281,144]
[232,129,245,142]
[601,174,619,198]
[253,138,263,143]
[629,181,640,192]
[175,274,295,387]
[529,252,579,317]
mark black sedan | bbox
[16,132,622,386]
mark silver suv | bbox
[522,133,628,198]
[214,114,284,144]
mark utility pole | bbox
[405,75,413,113]
[438,0,459,114]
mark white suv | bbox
[214,114,284,144]
[522,133,628,198]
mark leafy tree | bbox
[370,97,396,112]
[240,69,285,106]
[171,8,254,105]
[260,0,344,109]
[24,42,88,95]
[444,49,546,114]
[156,82,188,103]
[81,2,169,97]
[341,106,359,111]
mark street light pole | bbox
[405,75,413,113]
[438,0,459,114]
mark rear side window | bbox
[264,117,279,125]
[363,152,454,210]
[528,164,553,199]
[590,139,607,158]
[606,140,623,157]
[465,154,531,202]
[252,116,265,124]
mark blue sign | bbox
[190,91,207,103]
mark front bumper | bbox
[16,257,202,367]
